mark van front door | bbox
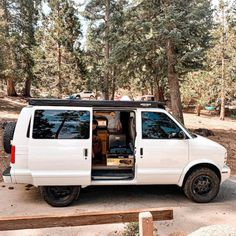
[136,109,189,184]
[29,106,92,186]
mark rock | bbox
[188,224,236,236]
[193,128,214,137]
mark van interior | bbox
[91,110,135,181]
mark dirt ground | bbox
[0,177,236,235]
[183,112,236,175]
[0,97,236,235]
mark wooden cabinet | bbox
[97,130,108,155]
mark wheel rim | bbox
[192,175,213,195]
[48,186,73,201]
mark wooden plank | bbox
[0,208,173,231]
[139,212,153,236]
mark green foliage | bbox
[123,222,158,236]
[123,222,139,236]
[0,0,41,96]
[33,0,85,97]
[0,0,235,115]
[181,0,236,107]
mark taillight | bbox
[11,145,15,164]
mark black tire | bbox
[3,122,16,154]
[41,186,80,207]
[183,168,220,203]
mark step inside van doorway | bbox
[91,109,136,181]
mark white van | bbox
[2,99,230,207]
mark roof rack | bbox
[28,99,165,109]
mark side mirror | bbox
[178,131,187,139]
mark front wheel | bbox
[183,168,220,203]
[41,186,80,207]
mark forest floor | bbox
[0,97,236,236]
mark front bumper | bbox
[2,167,12,184]
[221,165,231,183]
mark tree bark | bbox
[7,79,17,96]
[21,0,35,98]
[111,65,116,100]
[23,78,31,97]
[166,39,184,124]
[104,0,110,100]
[56,2,62,98]
[2,0,17,97]
[220,0,225,120]
[196,104,202,116]
[154,77,165,102]
[57,42,62,97]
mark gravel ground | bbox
[0,178,236,235]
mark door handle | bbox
[84,148,88,159]
[140,148,143,157]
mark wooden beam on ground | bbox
[0,208,173,231]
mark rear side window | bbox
[33,110,90,139]
[142,112,182,139]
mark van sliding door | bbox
[28,106,92,186]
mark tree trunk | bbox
[22,78,31,97]
[57,42,62,98]
[150,80,154,95]
[220,0,225,120]
[7,79,17,96]
[21,0,35,98]
[104,0,110,100]
[111,66,116,100]
[2,0,17,97]
[196,104,202,116]
[166,39,184,124]
[154,77,165,102]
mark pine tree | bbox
[129,0,213,123]
[84,0,128,99]
[0,0,18,96]
[16,0,41,97]
[34,0,84,97]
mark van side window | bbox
[33,110,90,139]
[142,112,182,139]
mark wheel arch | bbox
[179,162,221,187]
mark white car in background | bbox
[65,91,96,100]
[79,91,95,100]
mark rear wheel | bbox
[3,122,16,154]
[183,168,220,203]
[41,186,80,207]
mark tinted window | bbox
[142,112,182,139]
[33,110,90,139]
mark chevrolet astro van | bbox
[2,99,230,207]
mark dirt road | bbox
[0,177,236,235]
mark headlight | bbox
[224,151,228,164]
